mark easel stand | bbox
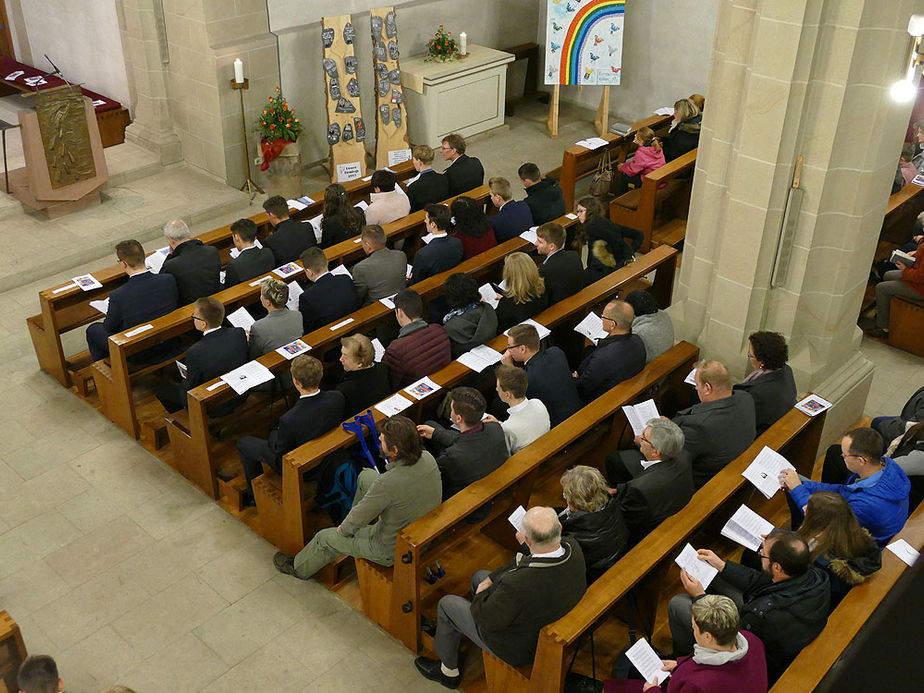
[546,84,611,139]
[231,79,264,201]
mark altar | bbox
[400,44,515,145]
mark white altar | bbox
[400,44,515,145]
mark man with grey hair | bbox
[573,300,646,402]
[415,506,586,687]
[606,418,694,543]
[161,218,221,304]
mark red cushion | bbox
[0,56,122,113]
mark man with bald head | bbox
[573,299,646,402]
[415,507,587,687]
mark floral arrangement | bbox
[425,25,459,62]
[255,87,303,170]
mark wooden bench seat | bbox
[880,180,924,248]
[0,611,27,693]
[889,295,924,357]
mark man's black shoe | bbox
[240,489,256,508]
[414,657,461,689]
[273,552,299,577]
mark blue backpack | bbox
[315,410,381,523]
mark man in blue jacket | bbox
[488,176,534,242]
[780,427,910,546]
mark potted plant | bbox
[425,25,459,62]
[255,87,303,171]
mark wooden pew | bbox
[880,180,924,248]
[558,115,673,211]
[0,611,27,693]
[90,184,493,439]
[609,148,697,252]
[889,295,924,357]
[770,501,924,691]
[260,245,680,557]
[26,160,417,389]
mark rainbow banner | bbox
[545,0,626,86]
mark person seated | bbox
[781,427,910,546]
[351,224,408,305]
[535,221,584,304]
[493,251,549,333]
[896,143,917,192]
[417,386,508,501]
[606,418,694,543]
[574,300,646,403]
[613,126,666,197]
[441,272,498,358]
[501,323,583,427]
[17,654,64,693]
[409,203,463,285]
[518,162,566,225]
[871,385,924,442]
[663,98,702,162]
[440,132,484,196]
[733,331,797,435]
[236,355,345,505]
[319,183,366,248]
[484,364,550,454]
[688,92,706,112]
[365,169,410,226]
[911,119,924,170]
[274,415,441,579]
[624,289,674,363]
[161,219,221,304]
[489,176,534,242]
[336,333,390,415]
[222,218,275,287]
[669,530,829,684]
[606,595,767,693]
[886,422,924,489]
[871,235,924,340]
[248,278,303,359]
[383,289,452,389]
[407,143,450,212]
[86,239,179,363]
[414,507,586,687]
[575,196,636,286]
[261,195,315,265]
[155,297,248,413]
[558,465,629,583]
[450,195,497,260]
[297,247,360,333]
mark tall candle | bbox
[233,58,244,84]
[459,32,467,55]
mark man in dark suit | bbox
[488,176,534,243]
[519,162,566,225]
[262,195,316,265]
[236,354,345,505]
[155,296,249,414]
[161,219,221,305]
[501,323,583,427]
[574,300,646,402]
[351,224,408,305]
[298,247,360,332]
[409,204,464,285]
[407,144,450,212]
[535,222,584,304]
[86,239,179,362]
[223,218,276,287]
[440,133,484,196]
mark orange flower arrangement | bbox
[425,25,458,62]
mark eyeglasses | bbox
[639,436,652,446]
[575,208,587,215]
[439,145,452,151]
[757,551,770,560]
[601,315,615,324]
[506,344,523,351]
[841,453,864,461]
[192,315,206,323]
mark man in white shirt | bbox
[485,364,550,454]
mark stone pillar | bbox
[670,0,919,441]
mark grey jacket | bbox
[248,308,304,359]
[631,310,674,363]
[352,247,408,305]
[444,303,499,358]
[429,421,508,499]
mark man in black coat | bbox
[262,195,316,265]
[440,133,484,196]
[535,222,584,304]
[407,144,450,212]
[161,219,221,305]
[415,507,586,686]
[519,162,566,225]
[574,300,646,402]
[86,239,179,362]
[298,247,360,332]
[409,204,464,285]
[236,354,345,505]
[223,218,276,287]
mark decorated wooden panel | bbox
[321,14,368,183]
[369,7,410,170]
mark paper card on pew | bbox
[124,324,153,338]
[227,306,256,331]
[379,293,397,309]
[520,226,539,244]
[220,360,275,395]
[4,70,24,80]
[721,505,775,552]
[508,505,527,532]
[654,106,675,116]
[388,149,412,167]
[622,399,660,437]
[575,137,609,150]
[565,213,578,220]
[89,297,109,316]
[372,338,385,363]
[457,345,504,373]
[913,173,924,187]
[276,339,311,360]
[684,368,697,386]
[625,638,670,686]
[176,361,188,379]
[506,319,551,341]
[286,281,304,311]
[355,200,369,211]
[574,312,609,345]
[675,543,718,590]
[145,247,170,274]
[742,446,795,499]
[404,376,441,401]
[478,283,501,309]
[330,264,352,279]
[72,274,102,291]
[375,392,414,416]
[249,275,272,287]
[52,282,78,294]
[273,262,301,279]
[886,539,920,567]
[287,199,308,211]
[795,394,832,417]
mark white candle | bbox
[233,58,244,84]
[459,32,467,55]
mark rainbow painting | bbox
[545,0,626,86]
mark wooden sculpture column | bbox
[370,6,410,169]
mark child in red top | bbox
[614,127,666,197]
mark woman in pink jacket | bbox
[613,127,666,197]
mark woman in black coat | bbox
[494,251,549,332]
[663,97,702,162]
[574,196,635,286]
[335,333,390,415]
[320,183,366,248]
[733,331,797,435]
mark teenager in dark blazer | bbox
[161,219,221,305]
[407,144,451,212]
[488,177,534,243]
[409,204,464,285]
[733,331,798,435]
[535,222,584,304]
[236,355,346,505]
[518,162,566,225]
[223,218,276,287]
[440,133,484,196]
[262,195,316,265]
[298,247,360,333]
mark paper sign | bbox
[287,199,308,211]
[621,399,660,437]
[145,247,170,274]
[575,137,609,150]
[330,317,355,331]
[795,394,832,417]
[72,274,102,291]
[684,368,697,386]
[286,281,304,311]
[574,311,608,345]
[375,393,414,416]
[457,345,504,373]
[220,360,275,395]
[675,543,718,590]
[886,539,920,566]
[372,338,385,363]
[226,306,255,331]
[404,376,441,401]
[124,324,154,338]
[388,149,413,166]
[479,283,501,309]
[379,293,397,309]
[273,262,302,278]
[742,446,795,499]
[206,381,225,391]
[625,638,670,686]
[176,361,188,379]
[654,106,675,116]
[520,227,539,244]
[505,319,551,341]
[508,505,527,532]
[52,283,78,294]
[565,213,578,220]
[249,275,272,287]
[330,264,352,279]
[276,339,311,360]
[721,505,775,552]
[336,161,363,182]
[89,298,109,315]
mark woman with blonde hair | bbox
[664,97,701,162]
[335,333,390,414]
[494,252,549,332]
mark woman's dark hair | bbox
[444,272,480,309]
[577,195,606,223]
[450,196,491,238]
[381,415,423,464]
[625,289,659,317]
[798,491,877,561]
[748,331,789,370]
[323,183,365,233]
